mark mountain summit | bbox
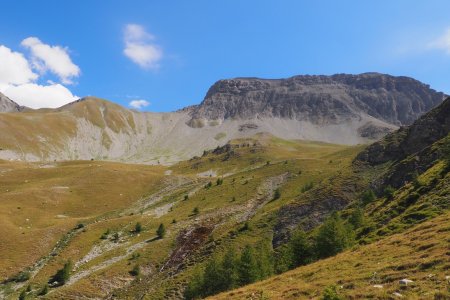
[0,73,445,163]
[190,73,444,126]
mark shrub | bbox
[216,178,223,185]
[10,270,30,283]
[301,182,314,193]
[156,223,166,239]
[322,285,343,300]
[184,194,189,201]
[75,223,85,229]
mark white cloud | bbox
[21,37,80,84]
[0,45,38,87]
[429,28,450,55]
[129,99,150,109]
[2,83,78,109]
[123,24,162,69]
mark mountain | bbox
[0,73,445,164]
[189,73,444,126]
[0,92,22,112]
[0,97,448,299]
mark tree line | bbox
[185,211,360,299]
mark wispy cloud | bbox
[428,27,450,55]
[21,37,81,84]
[123,24,162,69]
[129,99,150,109]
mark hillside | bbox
[210,213,450,299]
[0,73,445,164]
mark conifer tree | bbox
[315,213,353,258]
[238,245,260,285]
[156,223,166,239]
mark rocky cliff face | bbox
[189,73,445,126]
[0,92,22,112]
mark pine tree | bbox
[238,245,260,285]
[272,188,281,201]
[315,213,353,258]
[156,223,166,239]
[184,268,203,300]
[51,260,72,285]
[289,229,312,267]
[18,290,26,300]
[349,207,364,229]
[202,256,226,296]
[135,222,142,233]
[38,284,49,295]
[256,242,274,279]
[222,248,238,290]
[361,189,376,204]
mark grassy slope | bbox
[0,160,165,281]
[0,136,358,299]
[210,212,450,300]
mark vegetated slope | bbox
[208,98,450,299]
[209,213,450,300]
[0,73,445,164]
[0,160,165,281]
[0,135,362,299]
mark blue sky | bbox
[1,1,450,111]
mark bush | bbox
[322,285,343,300]
[205,181,212,189]
[301,182,314,193]
[75,223,85,229]
[10,270,30,283]
[156,223,166,239]
[216,178,223,185]
[184,194,189,201]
